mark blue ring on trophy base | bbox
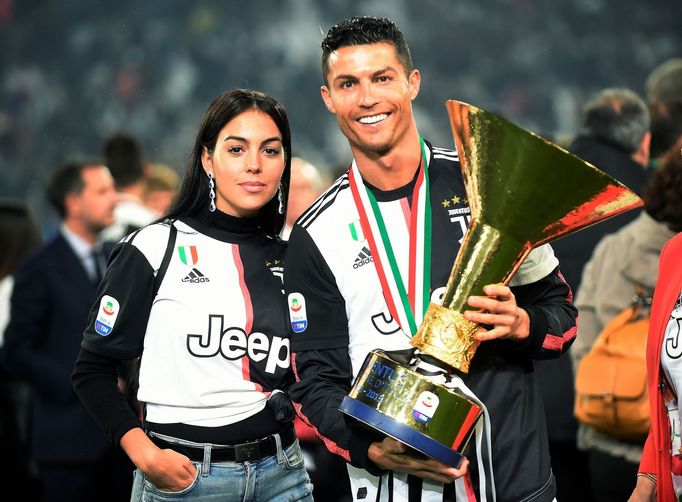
[340,397,465,467]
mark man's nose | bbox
[358,82,379,107]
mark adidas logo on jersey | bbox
[353,247,373,269]
[182,268,210,283]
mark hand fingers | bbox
[482,284,511,298]
[466,295,515,314]
[464,311,516,326]
[383,437,407,454]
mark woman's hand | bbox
[368,437,468,484]
[120,428,197,492]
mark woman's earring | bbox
[208,172,216,213]
[277,185,284,214]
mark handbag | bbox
[574,285,652,439]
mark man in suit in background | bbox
[2,159,130,501]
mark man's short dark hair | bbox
[649,101,682,160]
[102,133,145,189]
[581,88,650,154]
[46,160,90,219]
[321,16,413,86]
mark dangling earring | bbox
[277,185,284,214]
[208,172,216,212]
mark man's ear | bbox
[64,192,81,219]
[321,86,336,114]
[634,131,651,167]
[408,69,421,101]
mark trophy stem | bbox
[441,220,531,311]
[411,220,532,372]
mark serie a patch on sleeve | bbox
[288,292,307,333]
[95,295,120,336]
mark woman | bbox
[571,145,682,501]
[73,89,313,501]
[623,141,682,502]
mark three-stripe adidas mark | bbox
[182,268,210,283]
[353,246,373,269]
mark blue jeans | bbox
[130,434,313,501]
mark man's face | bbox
[69,166,117,234]
[321,42,420,157]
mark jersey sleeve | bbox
[285,224,383,470]
[508,265,578,359]
[284,224,349,351]
[81,239,156,360]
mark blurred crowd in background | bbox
[1,0,680,229]
[1,0,682,500]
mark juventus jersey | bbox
[82,214,291,427]
[285,141,578,502]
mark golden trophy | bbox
[339,100,643,468]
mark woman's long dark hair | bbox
[165,89,291,237]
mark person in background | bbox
[626,140,682,501]
[2,160,128,502]
[73,89,313,501]
[282,156,327,239]
[0,200,42,500]
[142,163,179,216]
[538,87,651,501]
[645,59,682,170]
[285,16,577,501]
[100,133,157,241]
[553,88,651,294]
[572,138,682,502]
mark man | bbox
[645,59,682,169]
[100,133,157,242]
[2,160,129,501]
[553,88,651,294]
[285,16,577,502]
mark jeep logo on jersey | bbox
[288,292,307,333]
[95,295,120,336]
[187,315,290,374]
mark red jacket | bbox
[640,232,682,501]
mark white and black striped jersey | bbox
[80,212,291,436]
[285,141,578,502]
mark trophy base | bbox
[340,397,466,468]
[340,350,482,469]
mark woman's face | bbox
[201,109,285,218]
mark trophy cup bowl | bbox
[340,100,643,467]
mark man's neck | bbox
[63,219,97,245]
[351,130,423,191]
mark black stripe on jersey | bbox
[443,480,455,501]
[408,475,422,502]
[297,174,347,227]
[388,472,394,502]
[298,176,350,229]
